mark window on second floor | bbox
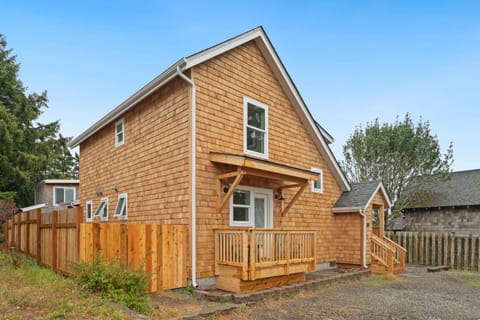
[311,167,323,194]
[115,118,124,147]
[244,97,268,159]
[53,187,76,206]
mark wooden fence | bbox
[4,207,81,274]
[4,207,189,291]
[80,223,189,291]
[386,231,480,271]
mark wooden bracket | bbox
[216,170,246,214]
[281,183,308,217]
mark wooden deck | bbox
[215,228,316,292]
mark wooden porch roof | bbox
[209,152,319,217]
[209,152,319,183]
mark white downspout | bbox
[360,209,368,269]
[176,66,198,287]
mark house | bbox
[401,169,480,236]
[34,179,80,213]
[68,26,402,292]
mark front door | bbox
[230,186,273,228]
[254,193,268,228]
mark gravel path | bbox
[218,266,480,320]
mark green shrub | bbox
[72,254,151,315]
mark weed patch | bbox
[72,254,151,315]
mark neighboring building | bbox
[68,27,398,291]
[402,169,480,236]
[34,179,80,213]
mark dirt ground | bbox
[213,266,480,320]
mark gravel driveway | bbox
[218,266,480,320]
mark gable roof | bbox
[333,181,392,213]
[68,26,350,192]
[403,169,480,209]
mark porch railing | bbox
[371,233,406,273]
[215,229,316,281]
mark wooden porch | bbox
[371,233,406,274]
[214,228,316,292]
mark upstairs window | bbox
[86,200,93,222]
[115,118,124,147]
[53,187,76,205]
[95,197,108,221]
[114,193,128,220]
[311,167,323,194]
[244,97,268,159]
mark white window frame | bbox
[95,197,108,221]
[85,200,93,222]
[243,96,269,159]
[311,167,323,194]
[114,193,128,220]
[229,185,273,228]
[53,186,76,206]
[115,118,125,147]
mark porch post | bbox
[379,205,385,238]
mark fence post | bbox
[36,209,41,263]
[76,207,83,262]
[25,211,30,255]
[52,211,58,271]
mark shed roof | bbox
[333,181,391,213]
[68,26,350,192]
[403,169,480,209]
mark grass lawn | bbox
[0,248,133,320]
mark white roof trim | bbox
[363,181,392,210]
[69,59,186,148]
[39,179,80,184]
[21,203,46,212]
[68,27,350,191]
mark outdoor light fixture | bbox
[95,188,103,197]
[274,193,285,201]
[223,186,229,194]
[112,184,119,192]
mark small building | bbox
[34,179,80,213]
[402,169,480,236]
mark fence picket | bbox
[386,231,479,272]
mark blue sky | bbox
[2,1,479,171]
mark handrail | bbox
[371,233,406,273]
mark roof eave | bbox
[68,58,187,148]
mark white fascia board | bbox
[363,181,393,211]
[42,179,80,184]
[184,27,263,69]
[21,203,46,212]
[68,58,187,148]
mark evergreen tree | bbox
[0,34,78,206]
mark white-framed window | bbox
[115,118,124,147]
[85,200,93,222]
[243,97,268,159]
[53,186,76,206]
[95,197,108,221]
[229,185,273,228]
[311,167,323,194]
[114,193,128,220]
